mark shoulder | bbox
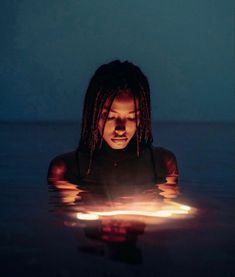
[151,146,178,176]
[152,146,177,160]
[48,151,77,171]
[47,151,78,183]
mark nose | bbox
[114,119,126,135]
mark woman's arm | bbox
[158,149,180,199]
[48,157,83,204]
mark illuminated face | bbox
[98,91,140,150]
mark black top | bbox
[48,141,178,198]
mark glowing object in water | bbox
[76,202,192,221]
[77,213,99,220]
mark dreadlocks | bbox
[79,60,153,173]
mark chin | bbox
[109,144,127,150]
[108,141,129,150]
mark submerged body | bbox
[48,140,178,199]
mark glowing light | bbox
[180,205,191,211]
[94,208,189,217]
[155,210,173,217]
[77,213,99,220]
[76,201,193,221]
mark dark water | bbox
[0,122,234,277]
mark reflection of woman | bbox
[48,60,178,200]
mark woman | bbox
[48,60,178,201]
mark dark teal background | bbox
[0,0,234,121]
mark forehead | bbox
[103,90,139,112]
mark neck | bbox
[100,137,137,157]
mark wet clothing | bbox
[48,140,178,198]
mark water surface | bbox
[0,122,234,276]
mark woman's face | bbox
[98,91,140,149]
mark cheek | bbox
[102,121,115,135]
[126,121,137,133]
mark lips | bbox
[111,137,128,143]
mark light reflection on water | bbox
[49,182,195,264]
